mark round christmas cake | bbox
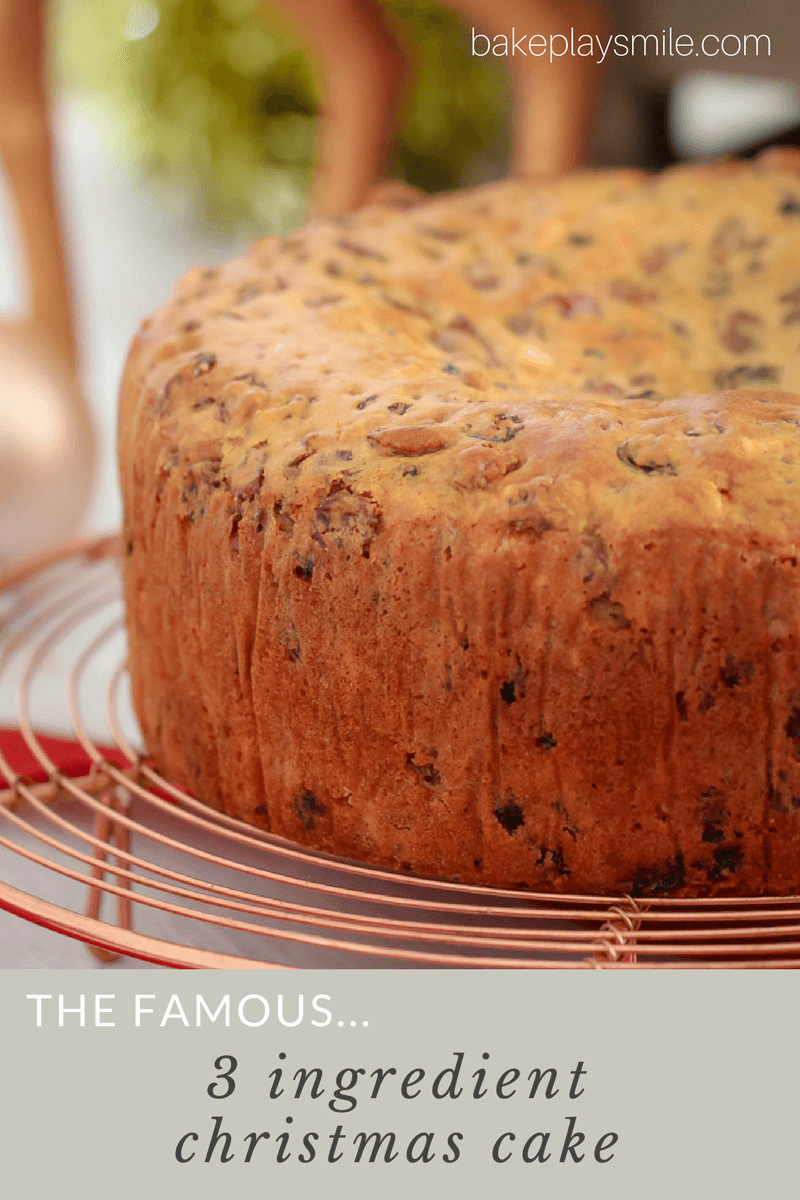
[119,150,800,896]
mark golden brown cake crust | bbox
[120,150,800,896]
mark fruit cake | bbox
[119,149,800,896]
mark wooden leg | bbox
[0,0,97,567]
[452,0,610,177]
[267,0,608,213]
[266,0,409,216]
[0,0,77,374]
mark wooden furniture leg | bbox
[267,0,608,215]
[266,0,409,216]
[453,0,610,178]
[0,0,77,373]
[0,0,95,566]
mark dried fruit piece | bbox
[304,291,343,308]
[451,445,521,490]
[639,242,686,275]
[714,364,781,388]
[313,484,382,553]
[609,279,658,305]
[337,237,387,262]
[540,292,601,318]
[418,226,465,242]
[235,282,265,304]
[504,312,534,336]
[464,260,500,290]
[192,352,217,376]
[709,216,747,264]
[589,596,632,630]
[720,310,762,354]
[616,435,680,475]
[368,426,450,456]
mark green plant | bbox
[59,0,509,231]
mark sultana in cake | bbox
[119,150,800,897]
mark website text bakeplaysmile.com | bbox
[472,28,771,63]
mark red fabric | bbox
[0,727,130,789]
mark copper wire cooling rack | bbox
[2,536,800,969]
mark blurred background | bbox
[0,0,798,548]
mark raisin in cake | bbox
[119,150,800,896]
